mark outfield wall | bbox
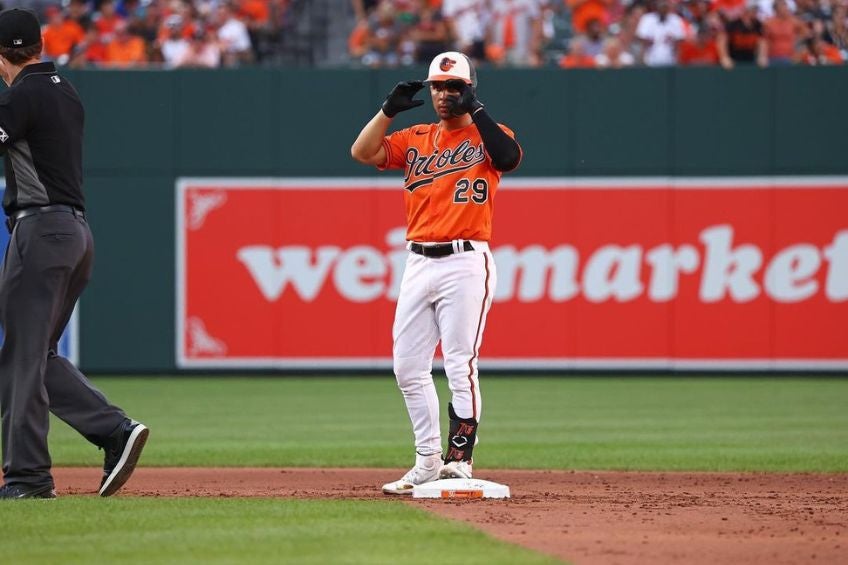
[6,66,845,372]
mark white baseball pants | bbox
[392,241,496,457]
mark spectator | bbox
[764,0,807,64]
[595,36,636,66]
[215,1,253,66]
[156,6,196,45]
[94,0,125,43]
[349,15,371,59]
[393,0,422,25]
[173,1,199,34]
[581,17,607,57]
[41,5,86,63]
[361,1,402,67]
[239,0,271,26]
[752,0,796,19]
[713,0,748,19]
[67,0,92,29]
[238,0,273,61]
[567,0,612,35]
[104,19,148,67]
[159,14,190,68]
[559,36,597,66]
[636,0,687,66]
[680,0,713,28]
[409,0,450,63]
[718,1,767,68]
[794,0,829,28]
[69,25,109,68]
[830,1,848,54]
[129,0,162,45]
[539,0,573,63]
[679,23,720,64]
[488,0,544,66]
[796,24,844,63]
[174,26,221,67]
[352,0,381,20]
[442,0,489,61]
[116,0,142,18]
[618,2,647,51]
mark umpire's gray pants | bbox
[0,210,126,487]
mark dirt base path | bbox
[54,468,847,565]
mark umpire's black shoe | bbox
[99,419,149,497]
[0,483,57,500]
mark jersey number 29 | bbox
[453,178,489,204]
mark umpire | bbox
[0,8,148,499]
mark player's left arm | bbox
[445,80,522,172]
[473,110,522,172]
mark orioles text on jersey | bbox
[403,138,486,192]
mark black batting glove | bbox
[382,81,425,118]
[444,79,484,117]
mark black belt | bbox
[6,204,85,233]
[409,241,474,258]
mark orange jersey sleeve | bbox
[380,127,412,171]
[378,122,520,242]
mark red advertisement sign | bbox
[177,178,848,370]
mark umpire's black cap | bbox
[0,8,41,49]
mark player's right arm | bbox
[351,110,392,166]
[351,81,425,167]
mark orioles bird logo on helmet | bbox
[439,57,457,72]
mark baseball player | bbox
[351,51,521,494]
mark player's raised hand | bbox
[382,81,425,118]
[444,79,484,117]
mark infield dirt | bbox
[55,467,846,565]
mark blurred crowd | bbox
[11,0,291,68]
[350,0,847,68]
[7,0,846,68]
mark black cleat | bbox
[99,420,149,497]
[0,483,57,500]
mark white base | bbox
[412,478,510,499]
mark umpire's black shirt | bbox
[0,61,84,215]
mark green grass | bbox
[21,376,848,565]
[48,376,848,472]
[0,498,559,565]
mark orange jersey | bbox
[42,20,86,58]
[380,122,519,242]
